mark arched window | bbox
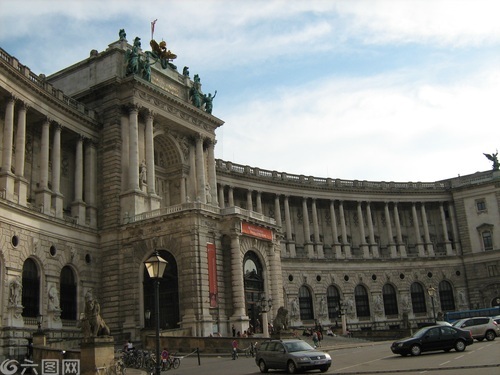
[354,285,370,317]
[22,259,40,318]
[382,284,398,315]
[439,280,455,312]
[60,266,77,320]
[299,286,314,320]
[410,282,426,313]
[326,285,341,319]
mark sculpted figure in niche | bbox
[139,160,147,187]
[48,286,61,311]
[9,277,22,306]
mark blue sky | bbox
[2,0,500,182]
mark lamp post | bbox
[144,251,168,375]
[340,301,348,336]
[145,309,151,328]
[427,286,437,323]
[36,314,43,333]
[260,296,273,338]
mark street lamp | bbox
[260,296,273,338]
[144,251,168,375]
[339,301,349,336]
[427,286,437,323]
[36,314,43,333]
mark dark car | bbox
[255,339,332,373]
[391,325,473,356]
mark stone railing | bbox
[0,47,97,121]
[216,160,451,191]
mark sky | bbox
[1,0,500,182]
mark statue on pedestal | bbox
[81,290,110,338]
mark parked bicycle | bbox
[162,353,181,370]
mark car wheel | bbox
[320,365,329,373]
[287,360,297,374]
[410,344,421,356]
[477,337,484,342]
[454,340,466,352]
[258,359,268,373]
[485,330,496,341]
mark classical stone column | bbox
[246,190,253,211]
[188,142,197,201]
[338,201,351,258]
[35,118,52,214]
[195,135,206,203]
[145,111,156,195]
[206,139,218,205]
[439,202,453,255]
[1,97,14,174]
[218,184,225,209]
[421,203,434,255]
[51,124,63,218]
[384,202,397,257]
[256,191,263,214]
[268,241,283,317]
[180,177,187,203]
[412,203,425,256]
[357,201,369,258]
[311,199,324,258]
[284,196,296,257]
[72,136,86,222]
[120,114,129,192]
[14,102,28,205]
[448,203,461,254]
[393,203,407,257]
[329,200,342,258]
[230,234,246,319]
[302,197,314,258]
[85,140,97,226]
[228,186,234,207]
[128,106,140,191]
[366,202,379,257]
[274,195,282,227]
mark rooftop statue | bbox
[148,39,177,70]
[203,90,217,114]
[484,151,499,171]
[119,29,127,41]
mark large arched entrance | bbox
[143,250,180,329]
[243,251,264,334]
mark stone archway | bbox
[243,251,264,334]
[143,250,180,330]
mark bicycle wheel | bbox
[172,357,180,369]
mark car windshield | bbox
[284,341,315,352]
[452,320,465,327]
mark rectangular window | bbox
[488,265,498,277]
[476,199,487,212]
[482,231,493,250]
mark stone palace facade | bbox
[0,32,499,359]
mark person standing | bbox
[232,339,239,360]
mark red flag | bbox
[151,19,158,39]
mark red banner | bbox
[207,243,217,307]
[241,222,273,241]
